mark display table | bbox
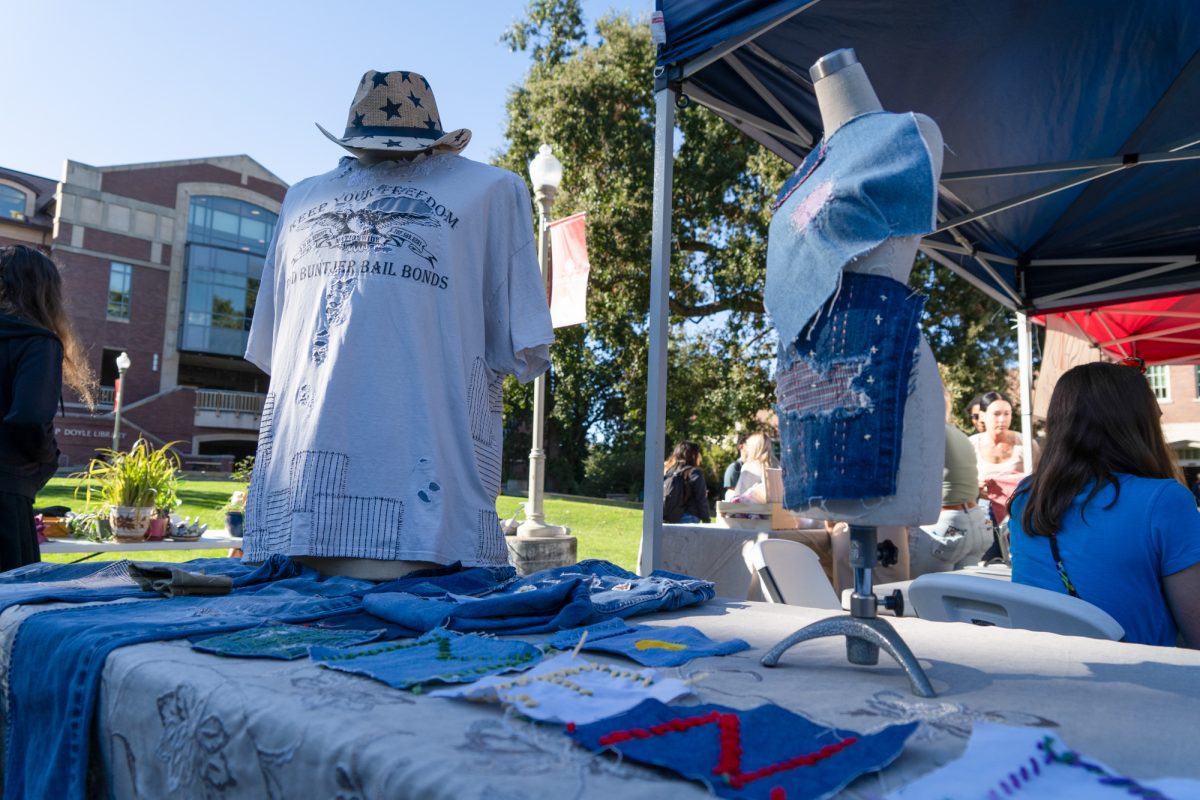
[657,523,832,599]
[39,531,243,561]
[1,597,1195,798]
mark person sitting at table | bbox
[1009,362,1200,648]
[722,430,749,496]
[725,432,774,502]
[663,441,711,524]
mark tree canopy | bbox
[496,0,1018,495]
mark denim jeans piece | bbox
[546,617,638,649]
[566,624,750,668]
[764,111,936,350]
[776,272,926,507]
[0,554,308,618]
[361,560,716,636]
[311,628,542,690]
[910,504,991,575]
[4,570,369,800]
[361,561,519,598]
[568,700,919,800]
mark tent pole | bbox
[640,86,675,576]
[1017,311,1035,470]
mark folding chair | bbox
[747,538,841,609]
[908,573,1124,640]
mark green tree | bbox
[909,255,1019,427]
[497,2,791,495]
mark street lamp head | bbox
[116,351,131,371]
[528,144,563,193]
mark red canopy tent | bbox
[1047,294,1200,365]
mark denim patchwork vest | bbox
[764,111,936,349]
[776,273,926,508]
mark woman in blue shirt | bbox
[1009,361,1200,647]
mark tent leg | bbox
[1017,311,1035,468]
[639,86,675,576]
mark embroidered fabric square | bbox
[888,722,1200,799]
[546,618,638,650]
[191,622,386,660]
[568,700,917,800]
[429,652,692,725]
[565,624,750,667]
[311,628,541,689]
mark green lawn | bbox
[35,479,646,570]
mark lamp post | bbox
[112,351,130,453]
[518,145,566,539]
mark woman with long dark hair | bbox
[0,245,94,570]
[663,441,710,523]
[1009,362,1200,647]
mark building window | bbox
[1146,364,1170,400]
[107,262,132,320]
[180,197,277,357]
[0,185,27,221]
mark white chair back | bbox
[747,538,841,609]
[908,573,1124,640]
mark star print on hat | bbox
[317,70,472,155]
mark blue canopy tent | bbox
[638,0,1200,572]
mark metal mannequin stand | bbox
[761,524,936,697]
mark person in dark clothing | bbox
[0,246,94,571]
[663,440,711,523]
[722,430,750,496]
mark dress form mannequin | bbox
[804,55,945,531]
[761,50,940,697]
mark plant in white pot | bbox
[77,439,181,543]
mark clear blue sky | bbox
[2,1,646,186]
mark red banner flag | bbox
[548,212,590,328]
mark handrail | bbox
[194,389,265,414]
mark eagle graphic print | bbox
[286,185,459,365]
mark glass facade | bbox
[107,262,132,319]
[0,185,26,220]
[180,196,276,356]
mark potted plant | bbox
[222,490,246,539]
[77,439,181,543]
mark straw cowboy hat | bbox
[317,70,471,155]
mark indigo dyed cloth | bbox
[362,560,716,636]
[3,570,368,800]
[0,554,306,617]
[564,624,750,668]
[764,111,936,349]
[191,622,385,660]
[311,627,541,689]
[362,561,518,598]
[775,272,926,507]
[569,700,918,800]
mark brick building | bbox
[0,157,287,466]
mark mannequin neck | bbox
[813,61,883,137]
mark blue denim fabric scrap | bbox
[191,622,385,660]
[568,700,919,800]
[776,272,926,507]
[566,625,750,668]
[311,627,542,690]
[765,111,936,349]
[546,618,638,649]
[361,560,716,636]
[4,571,369,800]
[0,554,309,618]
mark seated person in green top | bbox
[909,386,991,577]
[1009,362,1200,648]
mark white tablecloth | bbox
[2,598,1196,799]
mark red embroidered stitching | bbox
[595,710,858,791]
